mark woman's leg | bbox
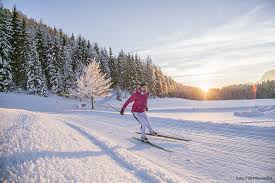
[132,112,147,139]
[140,112,155,133]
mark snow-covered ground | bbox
[0,92,274,182]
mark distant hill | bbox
[261,69,275,81]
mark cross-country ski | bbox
[135,132,191,142]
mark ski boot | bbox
[150,131,158,136]
[141,136,149,143]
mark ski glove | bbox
[120,109,124,115]
[146,107,148,111]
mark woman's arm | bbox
[121,94,135,111]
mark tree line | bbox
[207,81,275,100]
[1,6,274,100]
[0,6,200,99]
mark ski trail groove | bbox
[66,122,185,183]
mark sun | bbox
[200,83,210,92]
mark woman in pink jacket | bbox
[120,81,157,142]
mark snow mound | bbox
[234,105,275,117]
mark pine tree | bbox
[19,18,29,88]
[0,6,13,92]
[116,50,125,91]
[62,34,74,94]
[49,36,64,94]
[20,18,28,88]
[134,54,144,83]
[108,47,117,87]
[124,54,138,92]
[10,6,25,88]
[131,55,140,89]
[87,40,97,59]
[81,38,90,65]
[44,34,54,88]
[162,75,168,96]
[72,36,85,77]
[145,57,156,96]
[154,66,163,97]
[98,47,110,78]
[93,42,100,59]
[36,27,49,91]
[23,24,47,96]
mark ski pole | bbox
[106,103,120,112]
[106,103,134,120]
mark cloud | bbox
[137,3,275,88]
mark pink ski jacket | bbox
[121,88,149,112]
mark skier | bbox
[120,81,157,142]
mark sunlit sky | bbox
[3,0,275,89]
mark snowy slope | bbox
[1,92,275,182]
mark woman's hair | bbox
[140,81,147,87]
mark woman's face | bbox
[141,85,148,92]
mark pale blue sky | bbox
[3,0,275,88]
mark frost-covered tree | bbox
[74,59,112,109]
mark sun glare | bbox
[200,83,210,92]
